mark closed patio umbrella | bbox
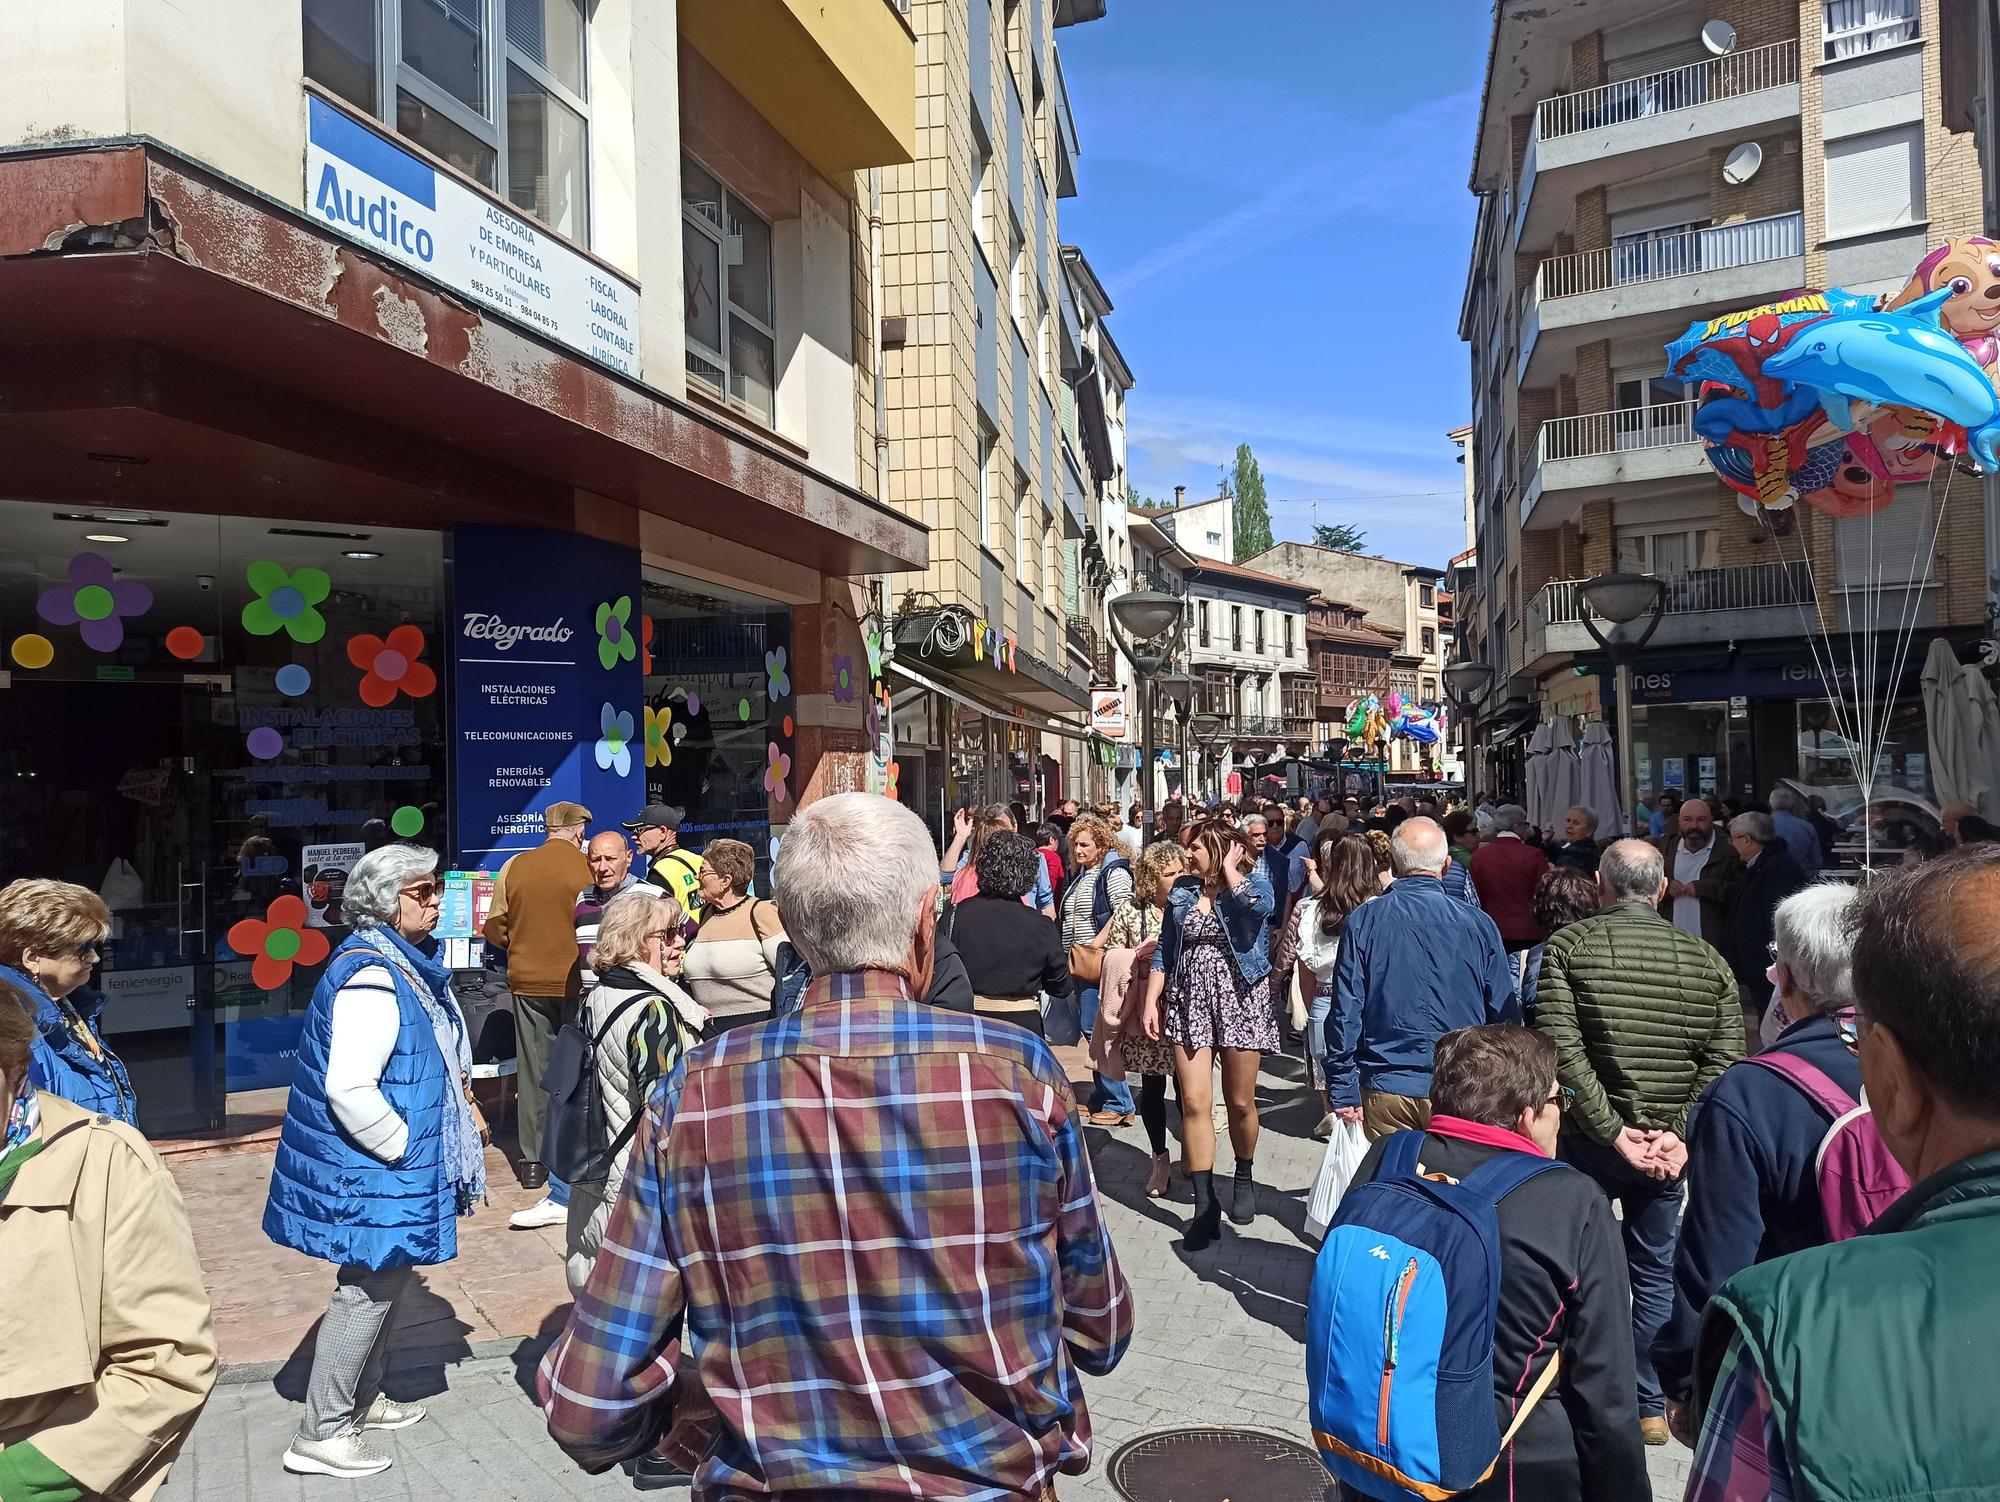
[1577,720,1625,838]
[1923,638,2000,815]
[1524,721,1555,830]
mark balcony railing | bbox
[1535,211,1804,301]
[1234,716,1288,739]
[1534,38,1798,141]
[1538,399,1700,465]
[1530,562,1816,636]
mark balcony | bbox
[1519,211,1806,387]
[1522,399,1711,529]
[1513,40,1800,249]
[1522,562,1817,672]
[678,0,916,174]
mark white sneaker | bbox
[284,1428,393,1478]
[509,1194,565,1230]
[361,1396,427,1431]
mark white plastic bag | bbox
[1305,1118,1370,1241]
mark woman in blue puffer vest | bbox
[265,844,485,1482]
[0,879,136,1126]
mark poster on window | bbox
[301,842,364,928]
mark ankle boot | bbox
[1230,1160,1256,1225]
[1185,1169,1223,1251]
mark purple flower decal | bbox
[37,552,152,652]
[833,653,856,703]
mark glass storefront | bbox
[641,567,791,891]
[0,505,445,1135]
[1630,702,1736,806]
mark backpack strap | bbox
[748,900,776,944]
[1379,1129,1427,1181]
[1747,1049,1858,1121]
[589,990,655,1053]
[1457,1149,1565,1210]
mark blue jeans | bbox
[549,1175,570,1207]
[1077,984,1135,1115]
[1560,1131,1686,1417]
[1305,981,1333,1091]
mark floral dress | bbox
[1166,904,1279,1055]
[1106,898,1174,1077]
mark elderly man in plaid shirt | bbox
[539,792,1132,1498]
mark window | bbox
[1283,615,1294,658]
[1825,125,1924,239]
[1254,611,1266,656]
[1420,584,1434,607]
[971,128,992,265]
[304,0,590,242]
[1230,605,1243,652]
[1614,526,1716,575]
[1422,678,1438,702]
[1014,478,1029,584]
[1421,627,1435,653]
[1823,0,1917,59]
[978,425,998,551]
[1836,484,1938,588]
[1198,600,1210,648]
[682,156,776,424]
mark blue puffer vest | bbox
[0,964,137,1127]
[263,931,459,1270]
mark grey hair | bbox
[1389,817,1449,876]
[1771,882,1857,1016]
[1567,805,1599,834]
[1768,786,1798,813]
[1490,803,1529,833]
[774,793,938,976]
[1599,838,1665,901]
[590,887,683,974]
[1243,813,1267,832]
[1731,811,1777,845]
[343,845,439,929]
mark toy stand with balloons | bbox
[1665,236,2000,866]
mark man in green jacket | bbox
[1533,837,1742,1445]
[1687,843,2000,1501]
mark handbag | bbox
[1068,940,1105,984]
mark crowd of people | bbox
[4,778,2000,1500]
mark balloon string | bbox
[1773,507,1862,834]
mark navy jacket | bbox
[1721,845,1808,989]
[1325,875,1518,1106]
[1653,1013,1861,1402]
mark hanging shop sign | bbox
[449,525,643,865]
[306,95,641,379]
[1090,690,1129,740]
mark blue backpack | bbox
[1307,1131,1563,1499]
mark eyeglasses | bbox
[1546,1086,1575,1113]
[401,882,441,903]
[645,929,686,948]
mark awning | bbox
[1487,705,1541,746]
[888,660,1094,743]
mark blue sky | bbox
[1056,1,1492,567]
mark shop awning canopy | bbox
[1486,705,1541,746]
[888,660,1094,742]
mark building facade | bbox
[1182,560,1317,799]
[1459,0,1990,830]
[0,0,924,1136]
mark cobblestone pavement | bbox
[161,1051,1690,1500]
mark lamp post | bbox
[1155,670,1198,804]
[1188,709,1225,803]
[1442,658,1496,795]
[1577,571,1667,835]
[1108,591,1187,843]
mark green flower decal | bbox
[596,596,638,671]
[242,562,331,644]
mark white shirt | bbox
[324,967,409,1162]
[1671,838,1714,936]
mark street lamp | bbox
[1577,571,1667,835]
[1154,671,1199,803]
[1108,591,1187,841]
[1442,658,1496,793]
[1188,709,1226,803]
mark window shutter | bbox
[1607,40,1707,81]
[1835,484,1937,586]
[1825,126,1923,238]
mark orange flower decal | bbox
[227,895,332,990]
[348,625,437,707]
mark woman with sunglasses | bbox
[265,845,486,1481]
[0,878,135,1124]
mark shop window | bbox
[304,0,591,242]
[682,156,776,424]
[641,568,792,893]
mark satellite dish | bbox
[1722,141,1764,185]
[1701,18,1738,54]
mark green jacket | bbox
[1532,900,1742,1144]
[1695,1149,2000,1502]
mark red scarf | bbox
[1426,1114,1548,1157]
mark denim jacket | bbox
[1150,869,1275,985]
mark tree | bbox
[1312,521,1368,552]
[1231,444,1273,561]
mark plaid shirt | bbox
[1684,1333,1794,1502]
[538,968,1133,1497]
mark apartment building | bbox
[875,0,1114,834]
[1306,597,1400,761]
[1182,560,1318,798]
[1461,0,1990,816]
[0,0,921,1136]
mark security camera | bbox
[196,574,214,591]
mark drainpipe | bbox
[870,167,889,505]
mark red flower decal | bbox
[347,624,437,707]
[226,895,331,990]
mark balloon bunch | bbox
[1345,693,1388,750]
[1389,703,1441,745]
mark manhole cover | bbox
[1105,1427,1333,1502]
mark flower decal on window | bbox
[763,740,792,803]
[242,561,331,644]
[640,613,655,676]
[347,625,437,706]
[597,704,634,777]
[645,704,673,768]
[36,552,153,653]
[885,760,900,801]
[226,895,331,991]
[833,653,856,704]
[765,646,790,700]
[596,596,638,671]
[863,621,884,680]
[863,696,881,742]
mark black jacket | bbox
[1548,838,1601,876]
[1654,1014,1861,1402]
[1340,1131,1651,1502]
[1721,844,1809,989]
[948,894,1072,1000]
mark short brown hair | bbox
[703,838,755,896]
[0,879,111,970]
[1430,1026,1557,1128]
[1066,814,1120,867]
[0,978,35,1081]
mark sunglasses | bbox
[646,929,686,947]
[401,882,442,903]
[1546,1085,1575,1113]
